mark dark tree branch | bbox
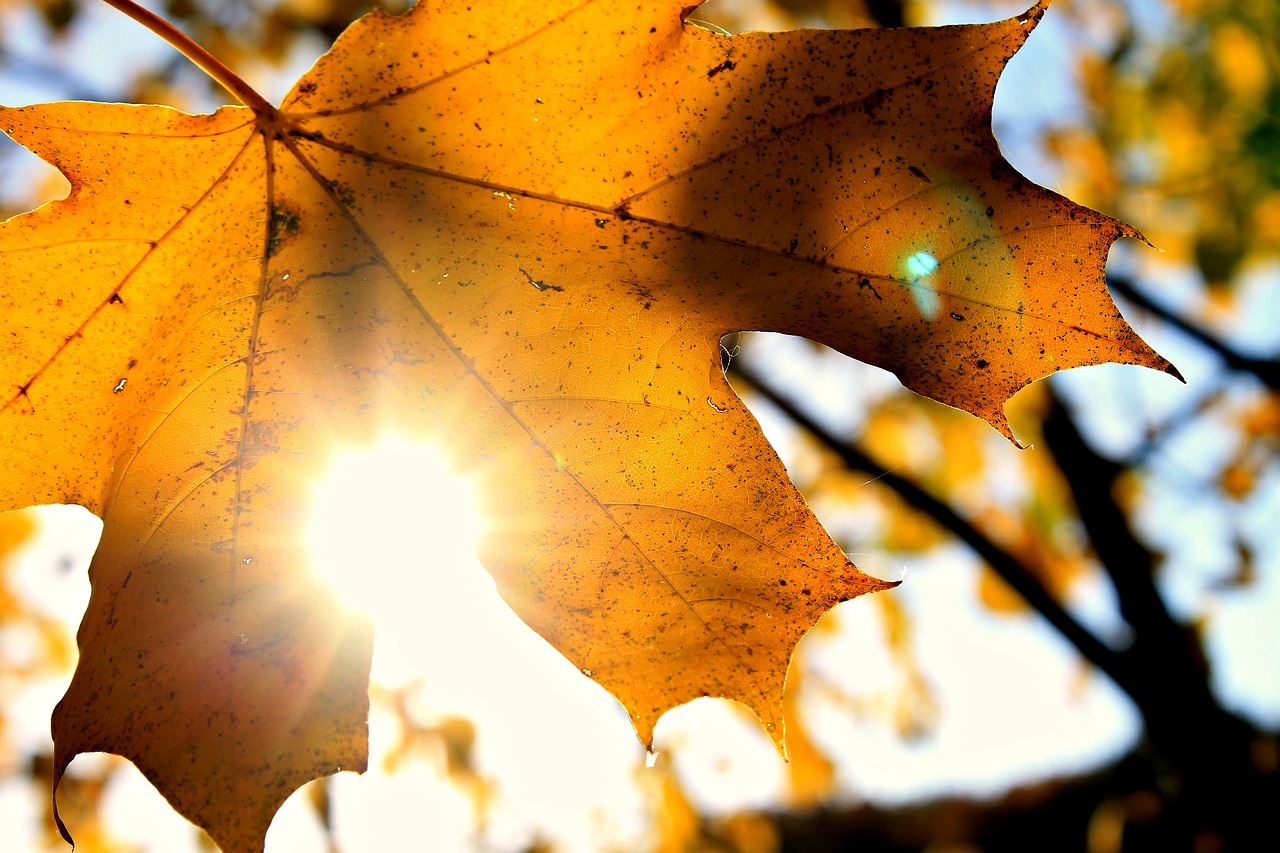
[728,361,1133,695]
[1041,394,1210,701]
[733,359,1276,848]
[1041,390,1269,848]
[862,0,906,28]
[1110,275,1280,390]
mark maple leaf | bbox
[0,0,1177,849]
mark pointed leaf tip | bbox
[1018,0,1053,27]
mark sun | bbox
[306,435,486,646]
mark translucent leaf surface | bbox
[0,1,1175,848]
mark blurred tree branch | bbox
[1110,275,1280,390]
[1042,390,1271,851]
[732,354,1279,851]
[730,360,1132,686]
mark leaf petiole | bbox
[99,0,276,115]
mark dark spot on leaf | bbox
[861,88,888,116]
[325,179,356,207]
[707,59,736,78]
[951,312,964,321]
[520,268,563,292]
[266,203,302,258]
[976,359,990,369]
[908,165,931,183]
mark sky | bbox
[1,0,1278,851]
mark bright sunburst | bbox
[306,436,486,644]
[299,436,650,850]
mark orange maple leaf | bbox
[0,0,1175,849]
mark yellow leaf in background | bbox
[978,565,1026,614]
[882,498,945,553]
[1210,22,1269,102]
[1220,460,1256,501]
[782,667,836,809]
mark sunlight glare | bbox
[307,436,486,640]
[302,437,653,851]
[904,250,939,279]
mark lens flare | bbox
[903,250,941,320]
[307,436,482,623]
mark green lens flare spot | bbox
[903,251,940,320]
[905,251,938,278]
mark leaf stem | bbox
[99,0,276,115]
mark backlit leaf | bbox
[0,0,1175,847]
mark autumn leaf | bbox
[0,0,1176,849]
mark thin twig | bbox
[99,0,276,114]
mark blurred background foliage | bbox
[1,0,1277,851]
